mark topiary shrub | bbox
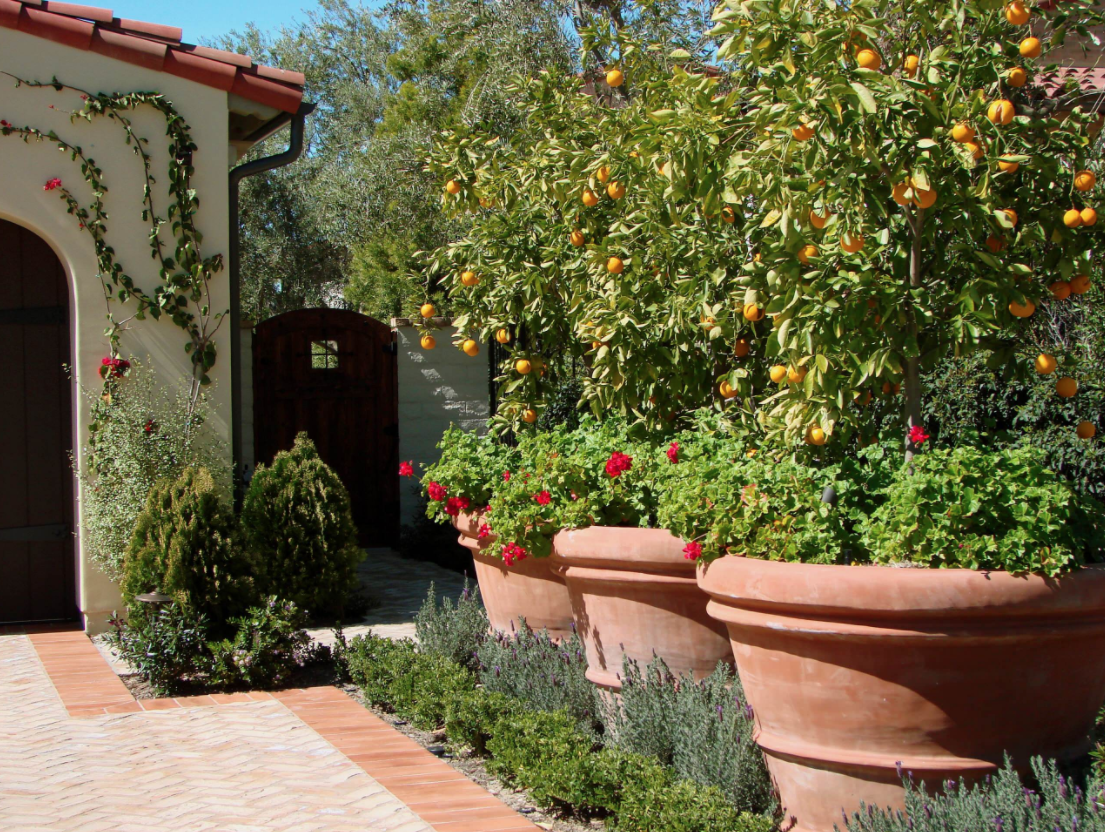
[240,432,364,617]
[121,466,246,630]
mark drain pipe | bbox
[228,101,315,507]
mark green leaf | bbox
[849,82,877,114]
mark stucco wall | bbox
[393,323,490,525]
[0,28,233,631]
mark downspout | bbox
[228,101,315,507]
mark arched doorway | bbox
[0,220,77,624]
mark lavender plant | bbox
[414,579,489,670]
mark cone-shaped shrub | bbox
[240,433,363,617]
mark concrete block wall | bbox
[393,321,491,525]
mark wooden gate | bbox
[253,309,399,546]
[0,220,77,624]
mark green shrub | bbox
[241,433,364,617]
[106,602,210,695]
[414,580,488,669]
[616,774,777,832]
[121,467,247,630]
[443,689,522,754]
[844,757,1105,832]
[207,597,316,689]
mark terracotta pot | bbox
[551,526,732,691]
[698,556,1105,832]
[453,512,573,640]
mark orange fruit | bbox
[914,185,938,209]
[998,159,1020,174]
[1005,1,1030,25]
[445,179,461,195]
[810,210,830,229]
[788,366,808,384]
[841,233,864,253]
[607,256,624,274]
[522,408,538,424]
[951,123,975,143]
[792,124,815,141]
[570,229,585,247]
[769,365,788,383]
[1064,208,1083,228]
[582,189,599,207]
[986,235,1004,254]
[1056,377,1078,398]
[965,141,985,160]
[856,49,882,70]
[1077,421,1097,439]
[855,389,873,406]
[1070,273,1092,294]
[892,181,912,206]
[1002,208,1018,227]
[1035,353,1057,375]
[743,303,765,322]
[882,381,893,395]
[420,303,436,319]
[495,329,511,344]
[734,338,751,357]
[1009,299,1036,317]
[988,99,1015,125]
[1020,37,1042,58]
[1007,67,1028,87]
[719,380,738,399]
[420,334,436,350]
[461,270,479,287]
[606,68,624,88]
[596,165,611,183]
[1081,207,1097,226]
[461,339,480,356]
[721,206,736,224]
[1050,280,1072,300]
[515,359,533,375]
[806,426,827,446]
[904,54,919,77]
[797,244,819,264]
[607,181,626,200]
[1075,170,1097,191]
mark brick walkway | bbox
[0,633,539,832]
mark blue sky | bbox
[105,0,348,44]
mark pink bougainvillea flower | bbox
[534,490,552,506]
[605,451,633,478]
[444,496,470,517]
[477,523,493,540]
[427,481,447,502]
[398,460,415,477]
[909,425,931,446]
[666,441,679,464]
[502,470,511,481]
[683,541,703,561]
[501,542,528,566]
[43,177,62,191]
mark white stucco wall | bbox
[394,323,490,525]
[0,28,234,631]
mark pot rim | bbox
[552,525,693,573]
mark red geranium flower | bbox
[534,490,552,506]
[99,356,131,379]
[502,542,528,566]
[398,461,414,477]
[43,177,62,191]
[427,481,447,502]
[666,441,679,464]
[683,541,703,561]
[477,523,493,540]
[502,470,511,481]
[605,451,633,478]
[444,496,470,517]
[909,425,931,446]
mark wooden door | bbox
[253,309,399,546]
[0,220,77,624]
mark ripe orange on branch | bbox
[841,233,864,253]
[1077,421,1097,439]
[903,54,919,77]
[1081,208,1097,226]
[461,339,480,356]
[1020,37,1042,58]
[1070,274,1092,294]
[806,426,827,446]
[792,124,815,141]
[606,181,626,200]
[734,338,751,357]
[998,159,1020,174]
[788,366,808,384]
[856,49,881,70]
[607,256,625,274]
[721,206,737,224]
[769,365,788,383]
[420,334,436,350]
[1035,353,1057,375]
[1075,170,1096,191]
[1007,67,1028,87]
[522,408,538,424]
[596,165,610,183]
[1064,208,1084,228]
[570,229,585,247]
[810,210,830,229]
[605,68,624,88]
[1005,2,1030,25]
[1009,299,1036,317]
[515,359,533,375]
[743,303,765,322]
[445,179,462,195]
[495,329,511,344]
[1056,377,1078,398]
[582,189,599,207]
[797,244,819,264]
[987,99,1015,125]
[1050,280,1072,300]
[420,303,436,319]
[719,380,738,399]
[461,270,479,286]
[951,123,975,143]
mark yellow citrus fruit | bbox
[841,233,864,253]
[965,141,985,160]
[1077,421,1097,439]
[570,229,585,247]
[734,338,751,357]
[810,210,830,229]
[1057,377,1078,398]
[1035,353,1057,375]
[461,270,479,287]
[914,185,938,209]
[1020,36,1042,58]
[721,206,736,224]
[596,165,611,183]
[719,380,737,399]
[420,303,436,318]
[988,99,1015,125]
[607,256,624,274]
[461,339,479,356]
[856,49,882,70]
[769,365,788,383]
[606,68,624,88]
[1081,208,1097,226]
[1008,66,1028,87]
[516,359,533,375]
[743,303,765,322]
[1070,274,1092,294]
[797,244,819,264]
[904,54,919,77]
[1002,208,1018,227]
[522,408,538,424]
[806,425,827,446]
[1009,299,1036,317]
[951,123,975,143]
[495,328,511,344]
[1075,170,1097,191]
[792,124,815,141]
[788,366,808,384]
[606,181,626,200]
[986,235,1004,254]
[1005,1,1030,25]
[420,334,436,350]
[445,179,461,195]
[582,189,599,207]
[1050,280,1072,300]
[1064,208,1084,228]
[892,181,912,206]
[998,159,1020,174]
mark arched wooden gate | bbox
[253,309,399,547]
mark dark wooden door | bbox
[0,220,77,624]
[253,309,399,546]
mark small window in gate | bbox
[311,340,339,370]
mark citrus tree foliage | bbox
[426,0,1103,453]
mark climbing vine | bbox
[0,74,225,393]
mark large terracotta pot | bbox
[551,526,732,691]
[698,556,1105,832]
[453,511,574,640]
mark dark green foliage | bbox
[106,603,210,696]
[443,689,523,755]
[615,774,777,832]
[414,580,488,670]
[844,757,1105,832]
[121,467,246,630]
[241,433,364,618]
[207,597,317,689]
